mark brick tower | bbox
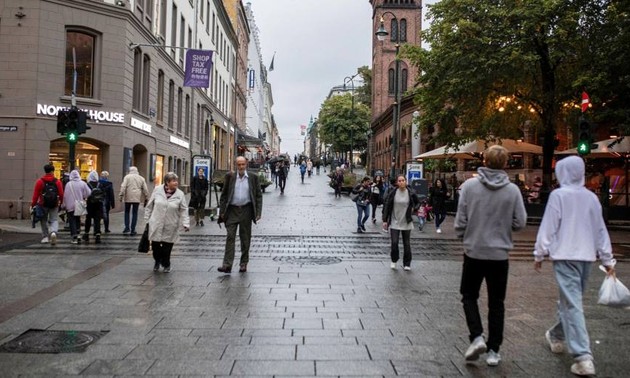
[370,0,423,177]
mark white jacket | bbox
[144,185,190,244]
[119,167,149,203]
[533,156,614,265]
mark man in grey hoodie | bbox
[454,145,527,366]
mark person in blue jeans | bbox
[534,156,615,377]
[119,166,149,236]
[351,176,372,233]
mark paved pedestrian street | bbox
[0,169,629,377]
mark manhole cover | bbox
[273,256,342,265]
[0,329,109,353]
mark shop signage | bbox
[184,49,213,88]
[37,103,125,124]
[170,135,190,149]
[131,117,152,133]
[0,126,18,132]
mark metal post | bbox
[392,43,400,181]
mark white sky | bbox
[246,0,437,156]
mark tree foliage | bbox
[317,94,371,156]
[355,65,372,108]
[403,0,630,186]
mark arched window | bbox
[390,19,398,42]
[400,19,407,42]
[388,68,395,95]
[177,87,183,133]
[132,50,150,114]
[65,30,97,98]
[401,68,408,93]
[157,70,165,123]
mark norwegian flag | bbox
[581,91,590,113]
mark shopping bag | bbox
[137,224,150,253]
[597,266,630,307]
[74,200,87,216]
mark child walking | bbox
[416,200,430,231]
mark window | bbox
[142,54,150,113]
[185,94,190,137]
[196,104,201,143]
[171,5,177,58]
[200,0,204,21]
[65,30,96,98]
[132,50,150,114]
[390,19,398,42]
[168,80,174,130]
[132,49,142,110]
[400,19,407,42]
[388,68,395,94]
[157,70,164,122]
[212,13,216,43]
[401,68,408,93]
[179,16,185,65]
[206,1,210,34]
[159,0,167,38]
[177,87,183,133]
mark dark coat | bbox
[382,188,419,224]
[429,185,449,213]
[190,175,209,209]
[98,179,115,209]
[219,171,263,223]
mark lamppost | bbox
[344,73,359,172]
[375,11,400,181]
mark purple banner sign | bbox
[184,49,213,88]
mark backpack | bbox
[41,179,59,209]
[88,183,105,205]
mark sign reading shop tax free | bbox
[184,49,213,88]
[37,104,125,123]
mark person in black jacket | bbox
[84,170,104,244]
[429,178,449,233]
[99,171,115,233]
[191,168,209,226]
[382,175,419,270]
[351,176,372,233]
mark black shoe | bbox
[195,221,199,226]
[153,263,160,272]
[200,221,204,226]
[123,229,130,235]
[130,231,137,236]
[82,234,89,243]
[105,229,111,233]
[239,264,247,273]
[357,227,363,233]
[372,218,376,224]
[95,234,101,244]
[217,266,232,273]
[361,224,366,232]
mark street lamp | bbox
[375,11,400,181]
[344,73,359,172]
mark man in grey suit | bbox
[217,156,263,273]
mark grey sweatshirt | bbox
[454,167,527,260]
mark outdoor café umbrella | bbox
[556,137,630,158]
[414,139,543,159]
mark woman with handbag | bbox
[144,172,190,273]
[62,170,91,244]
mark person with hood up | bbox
[84,170,104,244]
[99,171,115,233]
[119,166,149,236]
[62,170,91,244]
[533,156,615,377]
[454,145,527,367]
[30,164,64,245]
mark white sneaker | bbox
[390,262,397,269]
[464,336,487,361]
[40,237,49,244]
[486,350,501,366]
[49,232,57,245]
[436,228,442,234]
[403,266,411,271]
[570,360,595,376]
[545,330,564,354]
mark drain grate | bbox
[273,256,342,265]
[0,329,109,353]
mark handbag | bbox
[137,224,150,253]
[69,184,87,216]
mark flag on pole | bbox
[581,91,590,113]
[269,52,275,72]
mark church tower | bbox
[370,0,423,177]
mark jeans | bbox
[102,203,111,231]
[85,213,101,235]
[460,254,509,353]
[390,228,412,267]
[435,210,446,228]
[152,241,174,268]
[68,211,81,239]
[39,207,59,238]
[548,261,593,361]
[124,202,140,232]
[356,203,370,228]
[417,216,426,230]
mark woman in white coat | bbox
[145,172,190,272]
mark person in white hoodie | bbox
[533,155,615,377]
[454,145,527,367]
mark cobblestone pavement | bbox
[0,168,629,377]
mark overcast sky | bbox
[246,0,436,156]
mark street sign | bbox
[406,162,423,183]
[0,126,18,132]
[193,155,212,179]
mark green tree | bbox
[403,0,630,190]
[318,94,371,159]
[356,65,372,109]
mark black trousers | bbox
[152,241,174,268]
[278,176,286,192]
[460,254,509,353]
[390,229,412,267]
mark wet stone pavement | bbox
[0,168,629,377]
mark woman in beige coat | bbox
[144,172,190,273]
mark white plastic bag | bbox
[597,266,630,307]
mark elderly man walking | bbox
[217,156,263,273]
[119,166,149,236]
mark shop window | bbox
[65,30,98,98]
[49,139,101,179]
